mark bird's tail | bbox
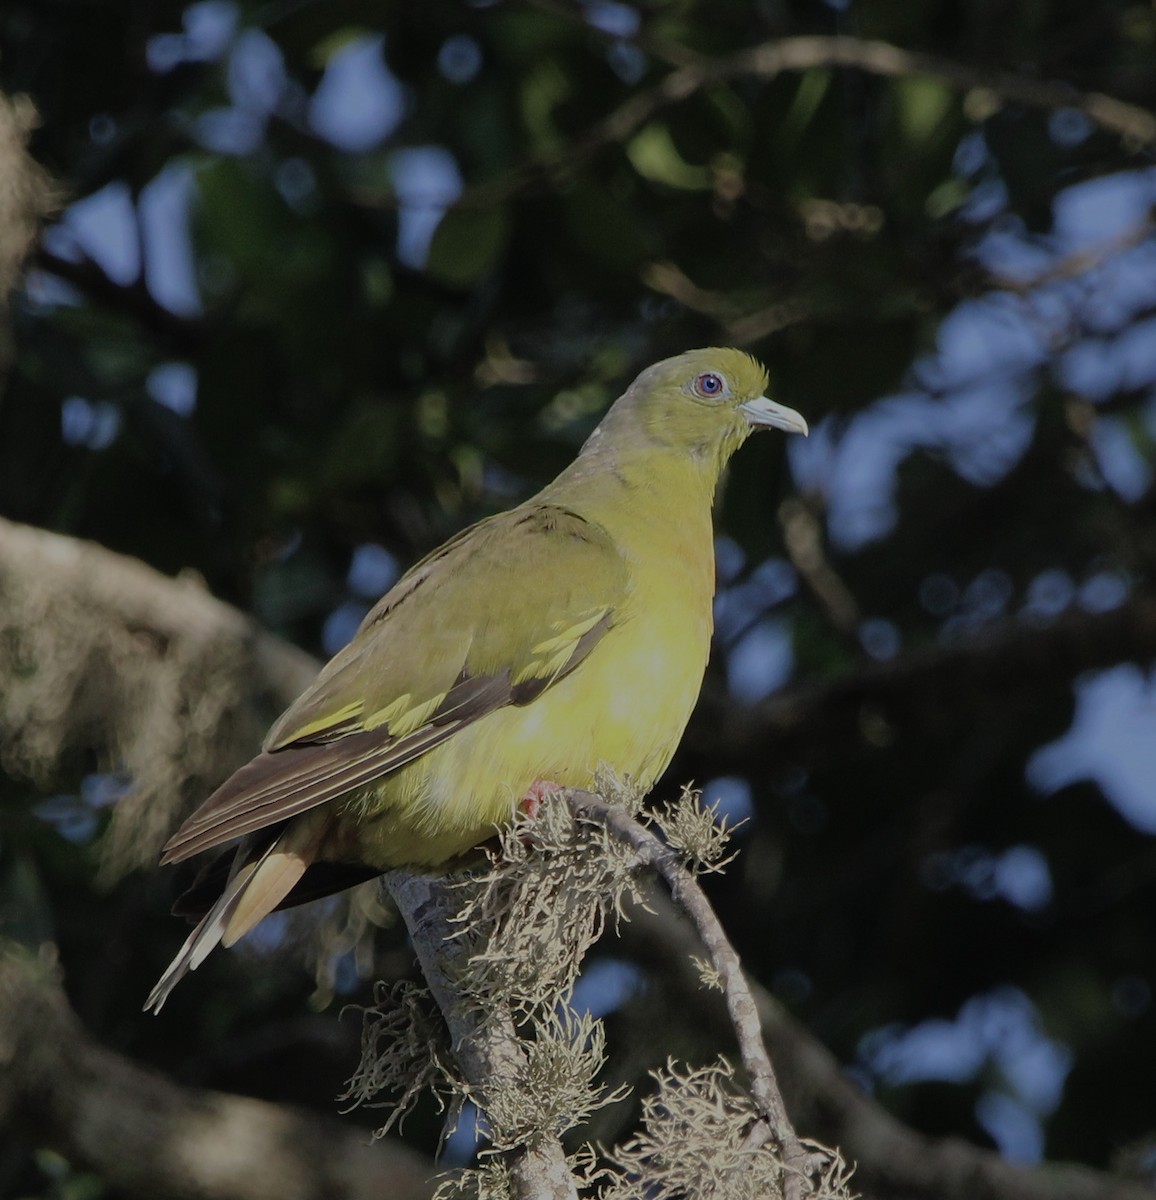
[144,817,325,1013]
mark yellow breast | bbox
[344,568,713,868]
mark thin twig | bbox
[570,34,1156,171]
[564,789,814,1198]
[345,32,1156,217]
[777,496,862,646]
[988,216,1156,296]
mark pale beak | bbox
[740,396,809,436]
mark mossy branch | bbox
[354,786,848,1200]
[385,871,582,1200]
[565,789,818,1197]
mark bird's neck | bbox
[542,439,721,582]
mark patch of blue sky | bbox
[443,1101,485,1165]
[920,296,1049,392]
[940,383,1037,487]
[571,958,643,1019]
[1078,570,1129,613]
[45,181,140,285]
[389,146,463,268]
[971,225,1054,285]
[227,28,286,116]
[43,167,200,320]
[701,776,755,829]
[969,172,1156,344]
[750,557,797,606]
[437,34,483,85]
[146,1,238,72]
[859,616,901,660]
[976,1092,1045,1163]
[35,773,130,842]
[346,543,400,598]
[993,846,1054,912]
[859,986,1072,1163]
[23,270,84,309]
[1112,313,1156,390]
[787,412,838,495]
[1027,664,1156,833]
[1058,338,1120,402]
[822,405,912,548]
[1048,108,1095,148]
[726,618,793,702]
[1079,244,1156,334]
[714,535,746,584]
[953,129,988,178]
[823,381,1035,549]
[960,176,1008,224]
[1021,568,1075,618]
[1100,241,1156,319]
[194,109,265,155]
[309,35,405,152]
[237,908,290,954]
[34,795,100,843]
[582,1,640,37]
[1050,168,1156,252]
[1089,416,1153,502]
[61,397,120,450]
[140,163,202,316]
[713,558,796,642]
[194,27,287,155]
[147,362,198,416]
[323,600,371,656]
[923,843,1053,912]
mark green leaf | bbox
[627,123,710,190]
[426,205,509,288]
[890,75,956,146]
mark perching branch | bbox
[564,789,817,1198]
[384,872,581,1200]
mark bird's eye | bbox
[693,372,725,399]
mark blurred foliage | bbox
[3,0,1156,1193]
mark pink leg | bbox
[520,780,563,819]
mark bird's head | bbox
[586,348,807,479]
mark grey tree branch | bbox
[384,872,580,1200]
[695,591,1156,765]
[564,789,813,1195]
[434,27,1156,215]
[566,34,1156,173]
[0,515,319,874]
[0,946,434,1200]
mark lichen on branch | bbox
[347,781,851,1200]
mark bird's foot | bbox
[520,779,563,820]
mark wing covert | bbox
[161,503,629,863]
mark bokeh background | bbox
[3,0,1156,1196]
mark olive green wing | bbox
[160,504,630,863]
